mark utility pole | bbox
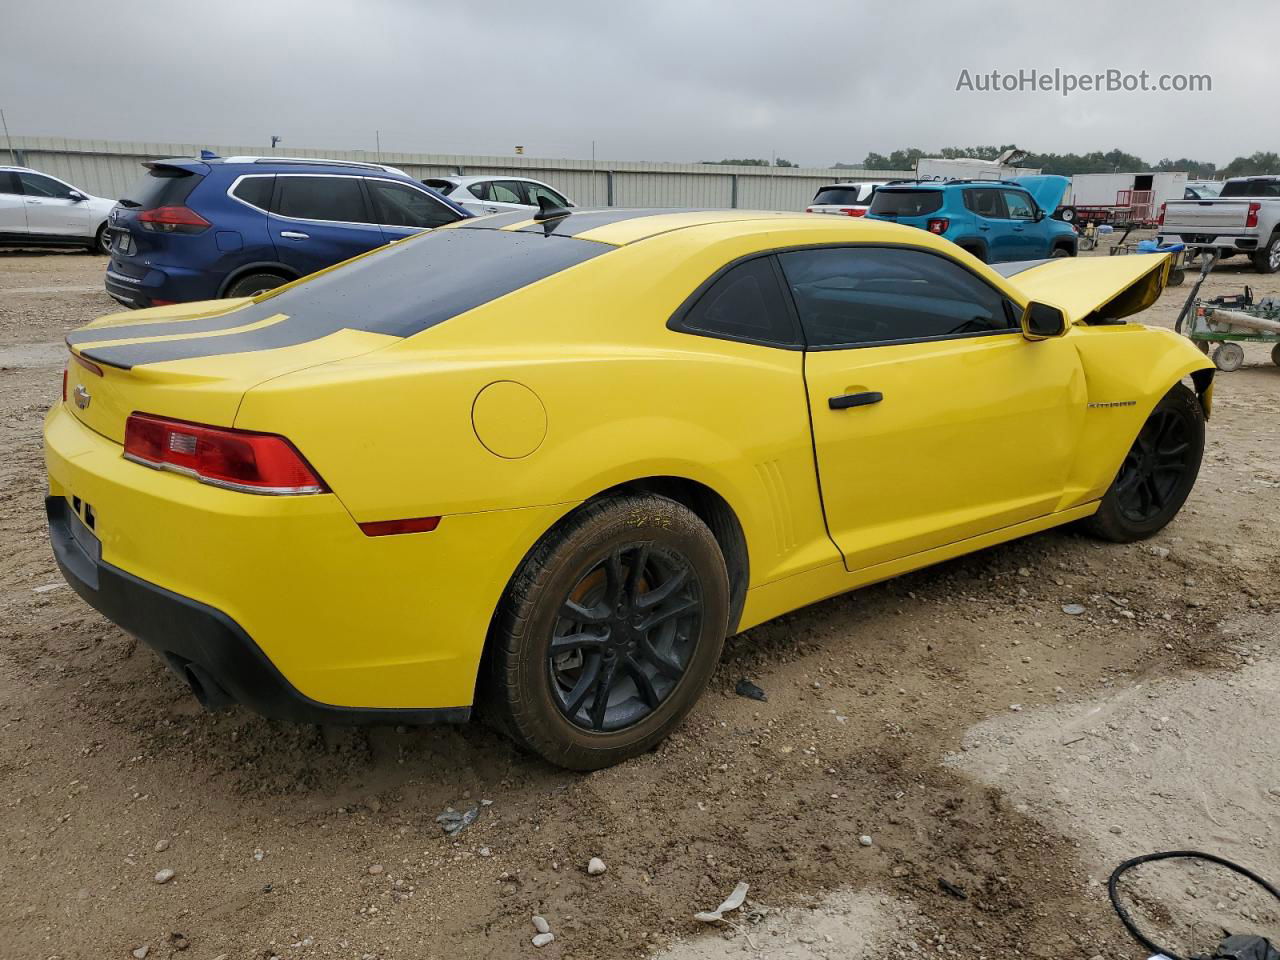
[591,139,597,206]
[1,109,14,164]
[375,130,381,162]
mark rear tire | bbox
[1082,383,1204,543]
[483,493,729,770]
[1272,343,1280,367]
[1251,233,1280,274]
[224,272,288,298]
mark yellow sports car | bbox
[46,208,1213,769]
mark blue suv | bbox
[104,155,471,308]
[866,176,1077,263]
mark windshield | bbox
[869,189,943,217]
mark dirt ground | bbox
[1,243,1277,960]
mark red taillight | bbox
[805,206,816,213]
[137,205,211,234]
[1157,202,1166,226]
[123,413,327,495]
[841,208,867,217]
[1246,202,1260,228]
[927,218,950,234]
[358,516,442,537]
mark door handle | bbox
[828,391,883,410]
[279,230,310,240]
[978,224,990,231]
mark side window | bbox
[526,183,570,207]
[367,180,459,229]
[779,247,1015,349]
[0,171,20,195]
[18,172,75,200]
[963,189,1006,219]
[273,176,370,223]
[467,181,490,201]
[488,180,526,204]
[1002,190,1036,220]
[231,175,274,210]
[675,256,798,347]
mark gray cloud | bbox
[1,0,1273,166]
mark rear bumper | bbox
[44,402,571,716]
[105,260,222,309]
[47,495,467,725]
[1156,232,1259,252]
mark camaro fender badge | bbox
[73,384,91,410]
[1087,400,1137,408]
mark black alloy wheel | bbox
[548,542,701,732]
[1112,406,1194,524]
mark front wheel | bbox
[484,494,730,770]
[1082,383,1204,543]
[88,224,111,255]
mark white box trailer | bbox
[1066,172,1188,220]
[914,157,1042,182]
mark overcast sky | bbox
[2,0,1275,167]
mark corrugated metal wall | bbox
[3,136,909,211]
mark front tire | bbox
[484,494,729,770]
[1083,383,1204,543]
[89,223,111,255]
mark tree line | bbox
[840,145,1278,178]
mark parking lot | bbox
[1,247,1277,959]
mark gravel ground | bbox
[0,242,1277,960]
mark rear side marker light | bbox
[927,217,950,234]
[123,413,328,495]
[358,516,442,537]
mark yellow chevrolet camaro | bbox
[46,208,1213,769]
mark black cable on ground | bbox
[1108,850,1280,960]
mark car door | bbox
[365,177,464,241]
[0,171,27,235]
[18,171,93,237]
[267,174,386,278]
[963,188,1019,262]
[781,245,1084,572]
[1000,189,1042,259]
[478,179,532,214]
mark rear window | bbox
[231,175,274,210]
[76,229,611,368]
[121,167,202,208]
[1220,179,1280,198]
[869,189,944,217]
[812,186,870,206]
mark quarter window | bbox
[18,172,75,200]
[467,181,490,201]
[274,176,369,223]
[0,171,20,195]
[367,180,459,228]
[1002,190,1037,220]
[676,257,798,347]
[779,247,1015,348]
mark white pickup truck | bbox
[1157,176,1280,273]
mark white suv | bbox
[423,175,574,215]
[0,166,117,253]
[805,181,888,217]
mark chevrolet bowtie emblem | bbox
[73,384,91,410]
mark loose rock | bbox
[368,864,384,876]
[154,839,170,853]
[131,947,149,960]
[532,915,550,934]
[1062,603,1087,616]
[859,835,874,847]
[153,868,175,884]
[587,857,607,876]
[532,932,555,948]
